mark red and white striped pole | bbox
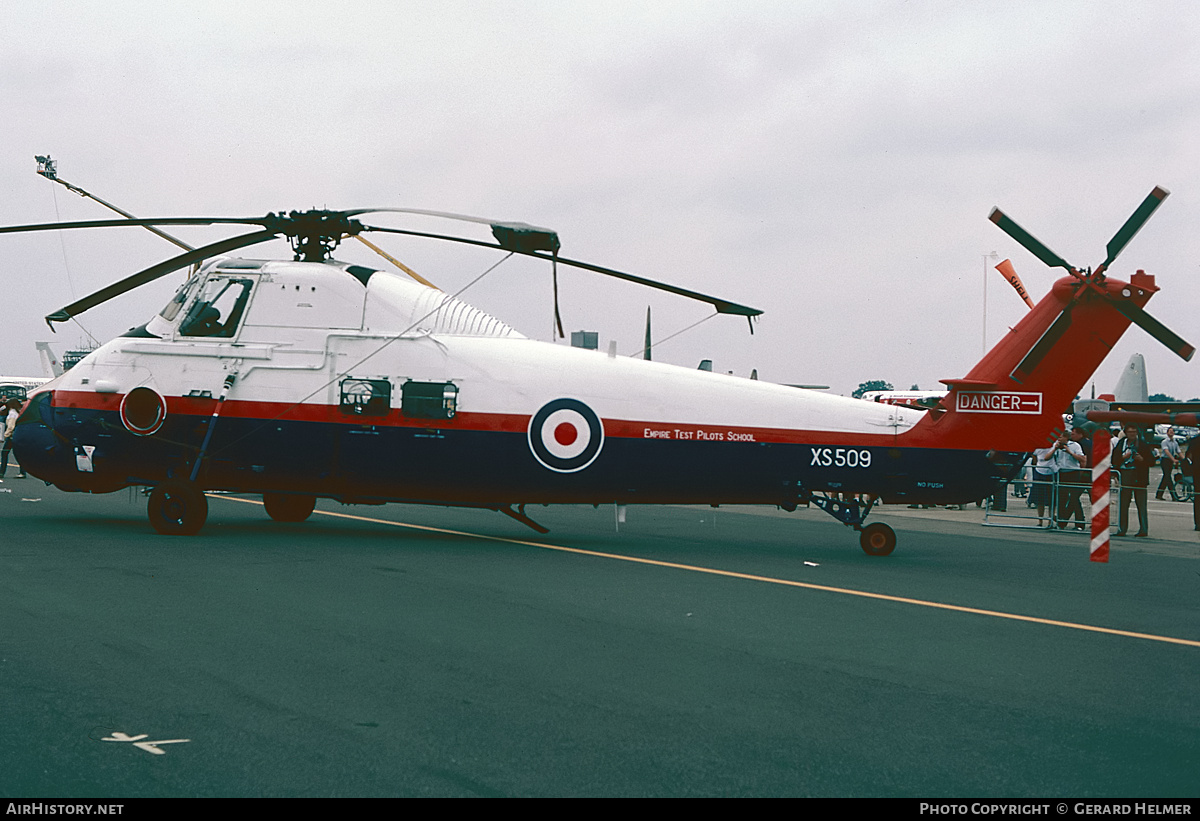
[1091,429,1111,563]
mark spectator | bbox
[1113,425,1152,537]
[1056,430,1088,529]
[1071,426,1094,470]
[1185,435,1199,532]
[1030,441,1059,527]
[0,398,24,479]
[1014,456,1031,499]
[1156,426,1183,501]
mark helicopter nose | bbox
[12,391,130,493]
[9,391,68,485]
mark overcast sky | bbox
[2,0,1198,399]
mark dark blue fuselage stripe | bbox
[14,406,1013,504]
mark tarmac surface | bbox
[1,475,1198,798]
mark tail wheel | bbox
[264,493,316,522]
[859,522,896,556]
[148,481,208,536]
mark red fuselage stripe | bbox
[51,390,901,447]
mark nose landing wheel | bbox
[148,481,208,535]
[859,522,896,556]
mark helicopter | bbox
[3,174,1191,556]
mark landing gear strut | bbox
[793,484,897,556]
[148,481,208,535]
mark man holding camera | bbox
[1113,425,1152,537]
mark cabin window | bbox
[401,381,458,420]
[179,277,254,338]
[339,378,392,417]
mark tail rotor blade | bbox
[988,208,1075,273]
[994,258,1036,309]
[1100,186,1170,272]
[1107,297,1195,361]
[1011,307,1074,383]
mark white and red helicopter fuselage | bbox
[11,254,1162,552]
[9,183,1186,554]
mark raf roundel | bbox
[528,398,605,473]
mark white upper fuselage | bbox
[58,258,920,443]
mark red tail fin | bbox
[901,272,1155,451]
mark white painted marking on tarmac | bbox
[101,731,190,755]
[212,495,1200,650]
[132,739,190,755]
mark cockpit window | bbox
[179,278,254,338]
[158,276,202,322]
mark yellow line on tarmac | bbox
[215,495,1200,650]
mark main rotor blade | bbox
[541,251,760,316]
[988,208,1075,273]
[350,208,560,255]
[363,224,762,317]
[344,207,501,226]
[1100,186,1170,273]
[0,216,271,236]
[34,163,197,252]
[1107,297,1195,361]
[1010,307,1073,383]
[45,229,279,325]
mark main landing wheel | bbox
[263,493,317,522]
[148,481,208,536]
[859,522,896,556]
